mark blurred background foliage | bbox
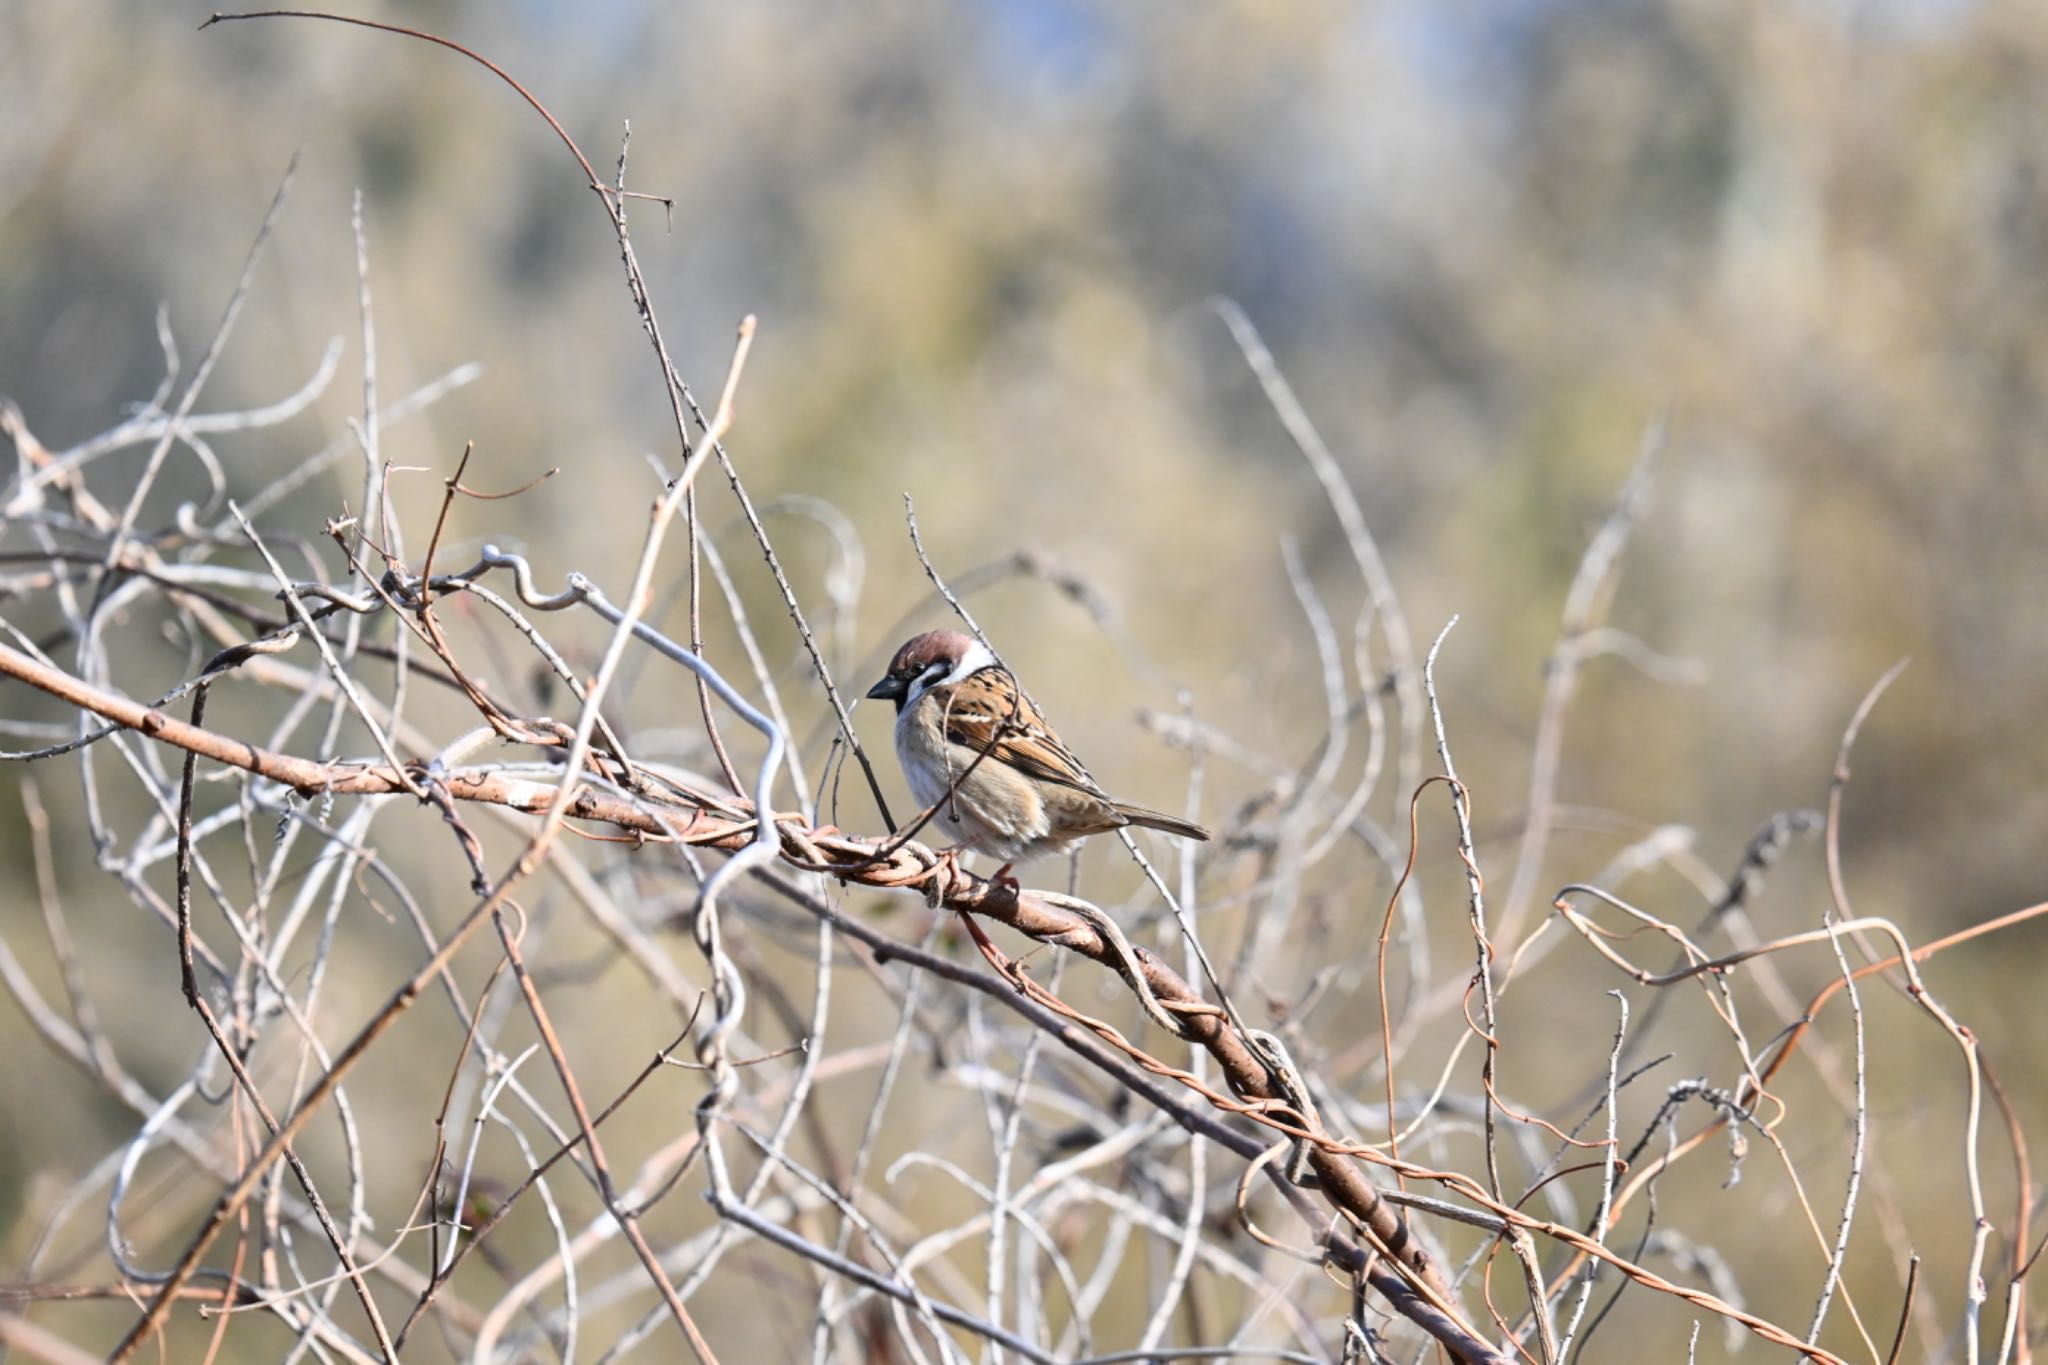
[3,0,2046,1358]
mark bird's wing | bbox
[938,668,1107,798]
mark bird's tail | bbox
[1113,805,1211,842]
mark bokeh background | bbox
[4,0,2046,1359]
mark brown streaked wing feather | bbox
[938,669,1107,798]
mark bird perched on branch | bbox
[866,630,1209,882]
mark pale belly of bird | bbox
[896,727,1056,863]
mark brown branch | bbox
[2,634,1495,1359]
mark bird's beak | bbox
[866,674,907,703]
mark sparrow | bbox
[865,630,1209,878]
